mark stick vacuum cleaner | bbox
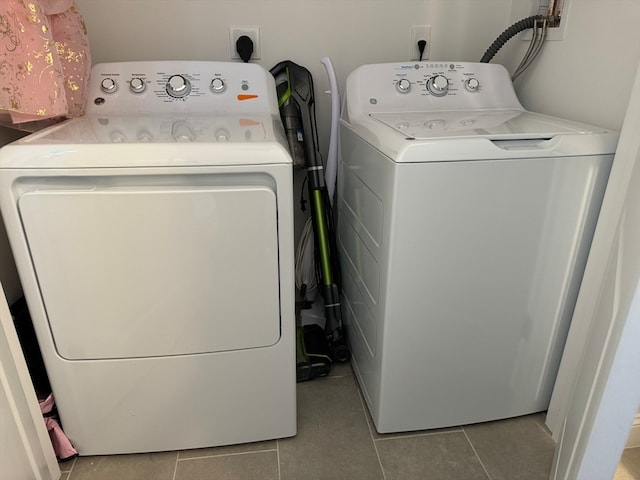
[270,60,350,376]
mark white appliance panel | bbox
[19,182,279,360]
[0,61,296,454]
[338,61,618,433]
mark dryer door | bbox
[19,180,281,360]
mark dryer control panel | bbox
[343,62,524,122]
[86,61,279,116]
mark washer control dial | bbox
[129,77,146,94]
[465,77,480,92]
[427,75,449,97]
[396,78,411,94]
[100,78,118,94]
[166,75,191,98]
[210,77,226,93]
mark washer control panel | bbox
[344,62,523,121]
[87,61,279,115]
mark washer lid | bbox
[370,109,604,141]
[344,109,618,162]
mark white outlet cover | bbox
[410,25,431,61]
[229,26,261,60]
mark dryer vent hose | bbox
[480,15,545,63]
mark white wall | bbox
[75,0,513,156]
[500,0,640,131]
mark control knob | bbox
[166,75,191,98]
[100,78,118,94]
[129,77,146,94]
[427,75,449,97]
[465,78,480,92]
[210,77,226,93]
[396,78,411,94]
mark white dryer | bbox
[338,62,618,433]
[0,61,296,454]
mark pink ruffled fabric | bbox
[0,0,91,126]
[39,393,78,461]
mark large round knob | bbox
[396,78,411,94]
[100,78,118,94]
[166,75,191,98]
[129,77,146,94]
[465,77,480,92]
[210,77,226,93]
[427,75,449,97]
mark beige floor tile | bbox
[464,414,555,480]
[615,447,640,479]
[67,451,177,480]
[354,374,463,440]
[376,431,489,480]
[174,450,279,480]
[279,375,384,480]
[59,473,70,480]
[325,359,354,378]
[58,456,76,473]
[178,440,276,459]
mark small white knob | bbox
[171,121,195,142]
[137,130,153,142]
[396,78,411,94]
[465,78,480,92]
[100,78,118,94]
[425,119,446,130]
[427,75,449,97]
[129,77,146,94]
[110,131,126,143]
[215,129,230,142]
[210,78,226,93]
[166,75,191,98]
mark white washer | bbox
[0,61,296,454]
[338,62,618,433]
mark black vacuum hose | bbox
[480,15,545,63]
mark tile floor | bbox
[57,361,638,480]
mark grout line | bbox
[276,439,282,480]
[462,428,493,480]
[62,457,77,479]
[373,428,464,442]
[356,385,388,480]
[171,451,179,480]
[176,448,278,462]
[325,374,351,379]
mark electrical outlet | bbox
[229,26,261,60]
[410,25,431,61]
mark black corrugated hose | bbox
[480,15,545,63]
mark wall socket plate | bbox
[410,25,431,61]
[229,26,261,60]
[523,0,571,41]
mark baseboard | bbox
[626,413,640,449]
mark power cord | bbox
[236,35,254,63]
[418,40,427,61]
